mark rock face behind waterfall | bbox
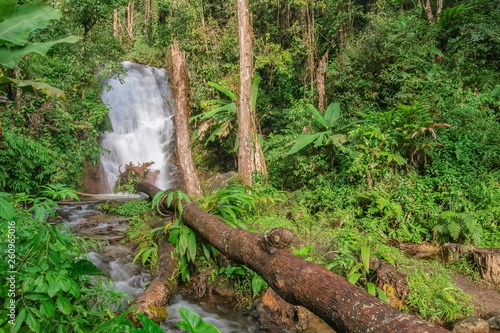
[97,61,176,193]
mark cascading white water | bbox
[100,61,175,193]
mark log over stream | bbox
[135,181,451,333]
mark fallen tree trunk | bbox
[132,241,178,323]
[135,181,450,333]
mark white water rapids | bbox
[100,61,176,193]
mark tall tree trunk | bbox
[126,1,134,40]
[316,50,328,111]
[170,40,203,198]
[135,181,451,333]
[423,0,435,22]
[113,9,119,37]
[237,0,254,186]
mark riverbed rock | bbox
[256,288,312,331]
[452,317,490,333]
[488,314,500,332]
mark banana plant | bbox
[287,102,347,155]
[191,75,261,152]
[0,0,80,98]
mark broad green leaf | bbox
[137,314,165,333]
[208,81,236,101]
[287,133,320,155]
[187,229,197,263]
[348,272,362,284]
[366,282,376,296]
[307,104,328,129]
[313,131,329,147]
[56,296,73,315]
[40,301,55,317]
[360,246,371,274]
[0,0,17,22]
[0,35,80,68]
[26,312,40,332]
[12,308,26,333]
[3,77,66,98]
[0,4,61,45]
[176,307,221,333]
[141,248,154,266]
[325,102,341,127]
[71,259,106,277]
[0,197,15,219]
[376,287,389,303]
[47,279,61,297]
[250,75,261,114]
[90,308,133,333]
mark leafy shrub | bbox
[0,192,127,332]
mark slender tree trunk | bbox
[316,50,328,111]
[436,0,444,16]
[423,0,435,22]
[126,1,134,40]
[113,9,119,37]
[135,181,451,333]
[170,40,203,198]
[237,0,255,186]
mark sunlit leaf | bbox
[0,36,80,68]
[287,133,320,155]
[0,4,62,45]
[307,104,328,129]
[0,0,17,22]
[325,102,341,127]
[177,307,221,333]
[208,81,236,101]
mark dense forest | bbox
[1,0,499,332]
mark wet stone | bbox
[453,317,490,333]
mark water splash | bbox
[100,61,176,193]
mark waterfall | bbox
[100,61,175,193]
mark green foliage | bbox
[167,218,197,282]
[191,76,262,161]
[0,192,127,332]
[433,211,483,246]
[0,0,80,99]
[218,264,268,299]
[100,199,151,217]
[406,266,473,323]
[92,308,221,333]
[341,246,388,302]
[176,307,221,333]
[152,190,191,216]
[287,102,346,155]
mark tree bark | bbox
[135,181,451,333]
[132,241,178,323]
[316,50,328,111]
[423,0,435,22]
[170,40,203,198]
[237,0,254,186]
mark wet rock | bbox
[212,280,235,297]
[256,288,312,331]
[204,171,238,192]
[452,317,490,333]
[488,315,500,331]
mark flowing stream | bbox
[100,61,176,193]
[59,199,263,332]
